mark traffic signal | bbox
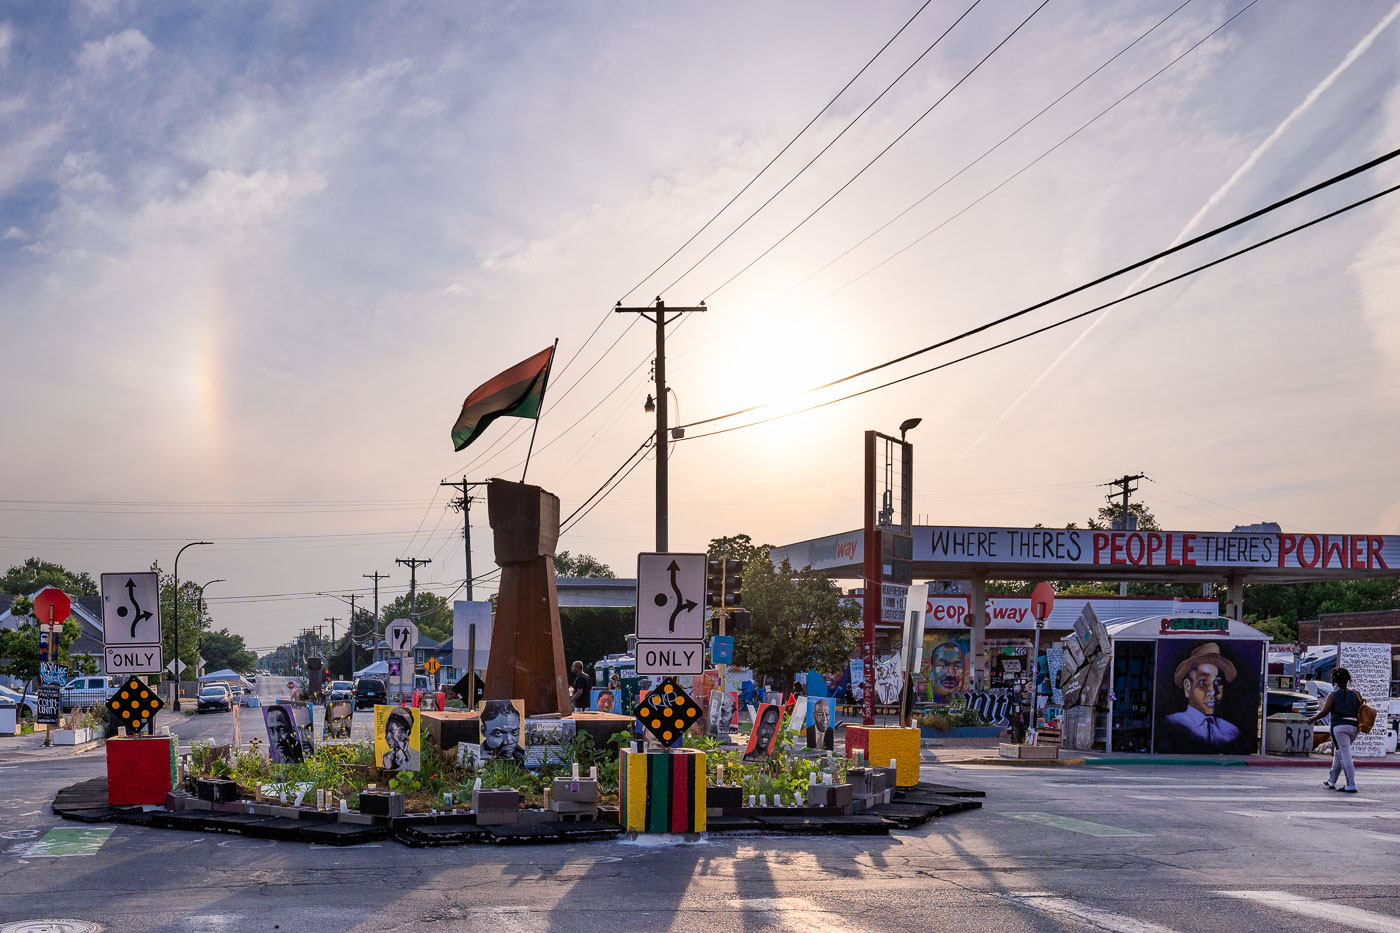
[706,558,742,608]
[728,609,752,636]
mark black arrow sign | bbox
[666,560,697,632]
[125,577,153,639]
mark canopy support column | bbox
[970,574,987,690]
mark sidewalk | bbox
[926,743,1400,768]
[0,730,103,761]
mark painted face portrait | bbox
[381,708,416,769]
[325,701,352,739]
[597,692,615,712]
[931,642,967,697]
[813,700,831,730]
[1183,662,1225,715]
[265,706,301,763]
[1158,641,1250,754]
[480,700,525,762]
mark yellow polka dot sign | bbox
[634,679,701,746]
[106,675,164,734]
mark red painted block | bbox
[107,735,177,806]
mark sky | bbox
[2,0,1399,655]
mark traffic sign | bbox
[39,662,67,686]
[107,676,163,734]
[33,588,71,625]
[635,552,706,641]
[387,619,419,656]
[424,657,441,675]
[1030,581,1055,623]
[101,572,162,674]
[166,658,187,677]
[633,679,702,745]
[635,639,706,676]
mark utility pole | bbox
[324,618,338,675]
[442,478,486,599]
[347,594,359,676]
[395,558,431,626]
[1105,473,1146,596]
[364,571,389,662]
[615,298,705,552]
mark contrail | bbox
[957,2,1400,460]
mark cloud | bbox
[0,22,13,68]
[0,122,63,197]
[2,226,24,240]
[76,28,152,75]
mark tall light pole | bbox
[172,541,213,711]
[195,578,226,678]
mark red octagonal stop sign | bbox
[33,587,72,625]
[1030,581,1054,623]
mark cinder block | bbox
[516,808,554,824]
[550,777,598,803]
[337,811,378,825]
[810,783,853,809]
[707,785,743,810]
[474,809,518,825]
[846,767,873,796]
[358,791,406,818]
[472,787,520,812]
[185,797,213,811]
[550,800,598,814]
[197,778,240,803]
[165,790,193,811]
[598,805,620,824]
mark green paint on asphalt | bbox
[999,812,1149,837]
[1081,755,1247,767]
[24,827,114,857]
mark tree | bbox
[734,554,859,687]
[326,608,378,680]
[200,629,257,674]
[152,561,212,676]
[0,617,89,709]
[554,551,615,578]
[561,607,635,673]
[379,591,452,644]
[1089,501,1160,531]
[0,558,97,596]
[706,534,770,563]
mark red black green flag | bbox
[450,345,555,452]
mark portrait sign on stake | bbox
[374,705,421,770]
[478,698,526,763]
[324,700,353,739]
[264,702,315,763]
[806,697,836,751]
[744,703,783,761]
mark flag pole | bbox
[521,338,559,483]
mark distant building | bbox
[0,588,107,687]
[1298,609,1400,684]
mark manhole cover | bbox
[0,922,102,933]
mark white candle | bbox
[795,793,804,807]
[748,795,756,807]
[572,762,580,778]
[590,766,597,781]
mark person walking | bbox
[1306,667,1362,793]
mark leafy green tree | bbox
[706,534,770,563]
[0,617,90,709]
[0,558,97,596]
[152,561,212,676]
[1088,501,1160,531]
[379,591,452,643]
[554,551,615,578]
[199,629,257,674]
[562,607,635,673]
[733,554,859,687]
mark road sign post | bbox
[635,553,707,676]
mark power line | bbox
[674,178,1400,441]
[693,0,1052,300]
[653,0,985,298]
[677,144,1400,432]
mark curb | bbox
[951,757,1086,767]
[1246,756,1400,768]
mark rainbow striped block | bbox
[620,747,706,833]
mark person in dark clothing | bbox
[1308,667,1363,792]
[571,661,593,711]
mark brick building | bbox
[1299,609,1400,680]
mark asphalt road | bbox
[3,719,1398,931]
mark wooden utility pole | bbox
[442,478,487,599]
[614,299,705,552]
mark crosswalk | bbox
[1006,890,1400,933]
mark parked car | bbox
[327,680,355,702]
[1266,689,1319,719]
[60,676,118,711]
[353,677,387,710]
[196,684,233,713]
[0,684,38,719]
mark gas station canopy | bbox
[769,525,1400,585]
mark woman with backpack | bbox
[1306,667,1363,793]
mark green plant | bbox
[389,770,422,796]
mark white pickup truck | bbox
[60,675,118,711]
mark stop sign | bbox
[1030,581,1054,623]
[33,588,71,625]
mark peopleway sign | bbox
[771,526,1400,581]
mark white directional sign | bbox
[634,639,707,676]
[635,552,707,642]
[101,572,162,674]
[166,658,188,676]
[387,619,419,656]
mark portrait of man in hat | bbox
[1161,641,1243,752]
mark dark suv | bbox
[353,677,387,710]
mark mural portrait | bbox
[374,705,421,770]
[478,698,526,763]
[921,633,969,702]
[264,702,314,763]
[323,700,353,739]
[1154,640,1262,755]
[744,703,783,761]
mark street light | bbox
[898,417,922,443]
[172,541,213,711]
[195,578,226,681]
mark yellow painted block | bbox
[863,726,921,787]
